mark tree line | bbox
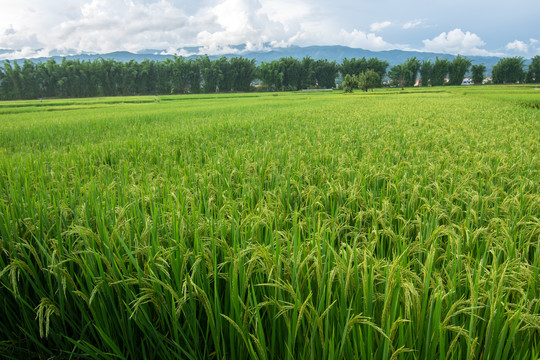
[0,56,389,100]
[386,55,540,88]
[0,54,539,100]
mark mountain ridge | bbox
[0,45,507,73]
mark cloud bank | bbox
[422,29,500,56]
[0,0,538,59]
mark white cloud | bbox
[0,47,52,60]
[259,0,311,26]
[194,0,289,52]
[505,40,528,53]
[0,0,298,56]
[403,20,422,30]
[1,0,537,58]
[531,39,540,56]
[49,0,195,53]
[422,29,497,55]
[337,29,397,51]
[370,21,392,32]
[0,24,43,50]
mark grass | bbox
[0,86,539,359]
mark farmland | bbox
[0,86,539,359]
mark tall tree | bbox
[448,55,472,85]
[299,57,315,89]
[137,60,157,94]
[419,60,433,86]
[526,55,540,83]
[357,69,380,92]
[200,56,223,93]
[341,57,388,86]
[216,57,234,92]
[342,74,357,93]
[340,57,368,77]
[280,57,302,90]
[388,64,411,89]
[402,57,421,87]
[313,59,338,88]
[367,58,389,83]
[431,58,450,86]
[21,60,38,99]
[170,56,189,94]
[0,61,18,99]
[186,59,201,93]
[471,64,486,85]
[230,57,256,91]
[259,60,284,90]
[492,57,526,84]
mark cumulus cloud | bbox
[0,25,43,50]
[194,0,289,53]
[2,0,535,58]
[0,47,52,60]
[0,0,403,57]
[337,29,397,51]
[369,21,392,32]
[260,0,311,26]
[0,0,309,57]
[531,40,540,55]
[403,20,422,29]
[505,40,528,53]
[422,29,496,55]
[51,0,197,53]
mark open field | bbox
[0,86,539,359]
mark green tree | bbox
[448,55,472,85]
[403,57,421,87]
[279,57,302,90]
[419,60,433,86]
[156,60,171,94]
[340,57,388,88]
[21,60,38,99]
[492,57,526,84]
[340,57,368,77]
[357,69,380,92]
[388,64,411,89]
[169,56,189,94]
[230,57,256,91]
[431,57,450,86]
[342,74,357,93]
[120,60,138,95]
[526,55,540,83]
[43,59,60,97]
[186,59,201,93]
[367,58,389,84]
[299,57,316,89]
[259,60,284,90]
[200,56,223,93]
[0,61,19,99]
[312,59,338,88]
[471,64,486,84]
[137,60,157,94]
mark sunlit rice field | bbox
[0,87,539,359]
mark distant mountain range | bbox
[0,45,511,74]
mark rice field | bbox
[0,86,539,359]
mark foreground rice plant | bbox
[0,88,539,359]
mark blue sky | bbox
[1,0,538,59]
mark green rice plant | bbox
[0,88,538,359]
